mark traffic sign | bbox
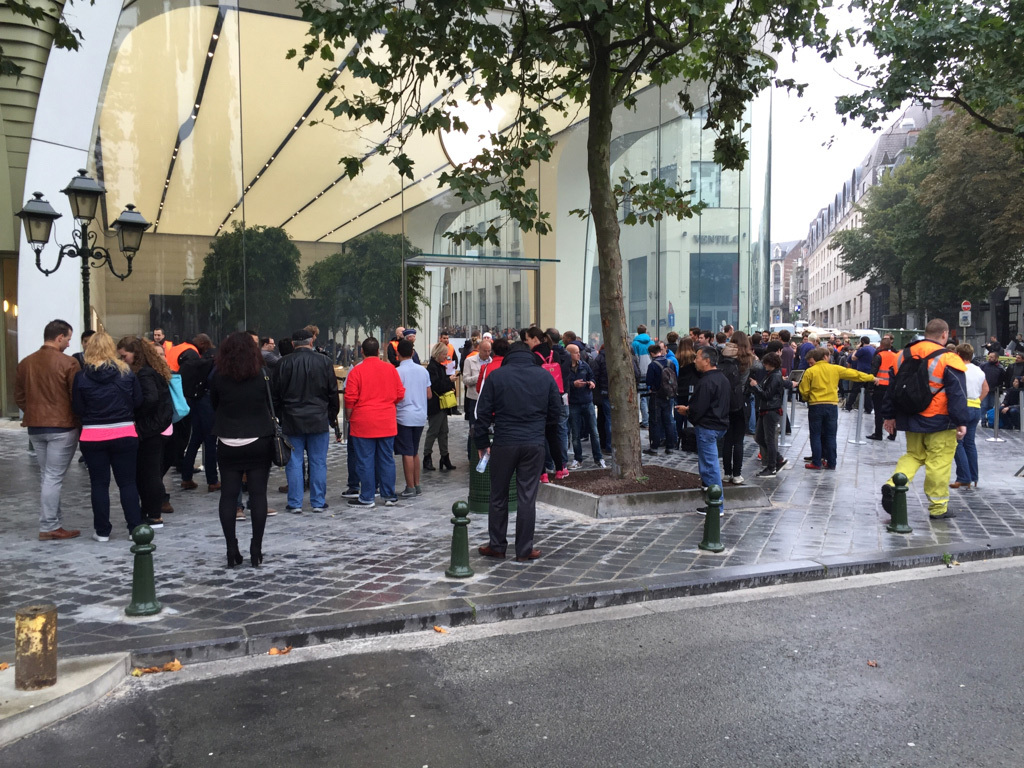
[961,300,972,312]
[959,311,972,327]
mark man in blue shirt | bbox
[395,340,431,497]
[844,336,877,413]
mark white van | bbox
[770,322,795,337]
[849,328,881,345]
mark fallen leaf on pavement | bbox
[433,626,448,634]
[131,659,183,676]
[268,646,293,655]
[867,660,878,668]
[0,662,9,671]
[162,659,183,672]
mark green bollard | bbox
[445,501,474,578]
[125,524,163,616]
[886,472,913,534]
[698,485,725,553]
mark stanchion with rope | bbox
[987,387,1006,443]
[848,387,867,445]
[779,388,793,448]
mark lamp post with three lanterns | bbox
[16,169,150,332]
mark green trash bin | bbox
[468,438,517,515]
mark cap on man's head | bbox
[292,329,314,342]
[403,328,417,337]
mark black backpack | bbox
[655,358,678,398]
[891,344,945,414]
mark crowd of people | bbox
[14,312,991,566]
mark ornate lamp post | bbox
[16,169,151,332]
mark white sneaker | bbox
[598,459,608,469]
[731,475,744,485]
[723,475,733,484]
[569,460,582,470]
[92,532,109,542]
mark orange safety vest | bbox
[875,349,898,386]
[893,340,966,417]
[166,342,198,372]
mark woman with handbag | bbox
[210,332,276,568]
[72,332,143,541]
[423,342,457,471]
[116,336,174,528]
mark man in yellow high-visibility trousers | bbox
[880,319,968,521]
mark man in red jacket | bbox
[344,337,406,508]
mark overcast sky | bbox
[770,23,885,243]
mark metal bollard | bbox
[698,485,725,553]
[886,473,913,534]
[445,501,474,578]
[779,388,793,448]
[15,604,57,690]
[986,387,1006,442]
[789,380,798,426]
[126,525,162,616]
[848,387,867,445]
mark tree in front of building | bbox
[1,1,94,77]
[288,0,840,480]
[195,223,301,340]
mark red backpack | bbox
[536,351,564,393]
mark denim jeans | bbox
[182,396,218,484]
[695,426,726,495]
[980,392,995,425]
[285,431,329,509]
[807,403,839,468]
[30,428,80,532]
[544,403,570,472]
[350,435,396,503]
[569,402,603,462]
[81,437,142,536]
[648,396,676,449]
[953,407,980,483]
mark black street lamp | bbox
[16,169,151,332]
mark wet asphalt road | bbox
[4,560,1024,768]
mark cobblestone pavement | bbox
[2,405,1022,659]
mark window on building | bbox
[494,285,502,328]
[478,287,486,326]
[690,161,721,207]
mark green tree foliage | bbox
[304,232,426,342]
[289,0,838,478]
[196,223,301,340]
[835,112,1024,322]
[837,0,1024,141]
[1,1,94,78]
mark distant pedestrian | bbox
[949,344,987,490]
[178,334,219,492]
[867,334,898,441]
[675,347,730,515]
[566,343,605,468]
[749,352,792,477]
[16,319,82,541]
[799,347,877,470]
[424,343,457,472]
[474,343,562,562]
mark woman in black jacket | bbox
[73,332,143,541]
[118,336,174,528]
[210,332,276,567]
[423,343,456,471]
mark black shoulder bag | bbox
[263,368,292,467]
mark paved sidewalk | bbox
[2,406,1023,665]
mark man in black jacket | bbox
[474,343,562,562]
[273,329,340,513]
[525,327,570,474]
[748,352,792,476]
[675,346,731,514]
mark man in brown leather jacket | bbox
[15,319,82,540]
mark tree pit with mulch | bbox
[551,465,702,496]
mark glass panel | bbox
[2,259,18,416]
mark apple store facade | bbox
[1,1,770,417]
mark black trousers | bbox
[216,438,273,553]
[871,387,887,435]
[722,409,747,476]
[487,443,545,559]
[137,433,168,518]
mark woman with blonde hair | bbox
[423,341,457,471]
[72,331,143,541]
[117,336,174,528]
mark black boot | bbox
[423,456,436,471]
[227,539,243,568]
[440,454,456,471]
[250,541,263,568]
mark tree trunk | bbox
[587,39,643,481]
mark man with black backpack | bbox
[880,319,969,521]
[644,344,678,455]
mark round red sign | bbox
[961,300,972,312]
